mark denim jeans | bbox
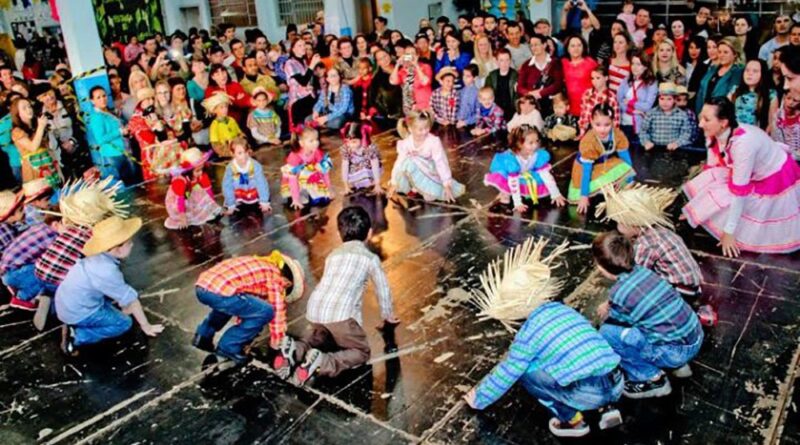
[73,301,133,346]
[521,368,624,422]
[98,155,134,185]
[195,287,274,357]
[600,324,704,382]
[2,264,42,301]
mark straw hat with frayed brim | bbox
[83,216,142,256]
[0,190,23,222]
[59,177,130,227]
[202,92,232,112]
[170,147,212,176]
[595,184,678,229]
[435,66,459,84]
[658,82,678,96]
[282,254,305,303]
[469,237,569,332]
[22,178,53,204]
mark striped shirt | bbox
[608,266,702,345]
[306,241,394,326]
[634,227,702,289]
[607,63,630,96]
[196,256,289,346]
[474,302,620,409]
[0,223,58,273]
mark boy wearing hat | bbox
[0,190,24,251]
[204,92,243,158]
[247,87,281,145]
[192,251,304,364]
[1,213,61,310]
[431,67,460,126]
[56,216,164,356]
[22,178,54,225]
[640,83,693,151]
[593,231,703,399]
[674,85,700,147]
[275,206,398,386]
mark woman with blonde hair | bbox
[652,39,687,86]
[121,70,153,123]
[470,34,498,87]
[695,36,743,114]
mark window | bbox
[209,0,258,28]
[277,0,324,27]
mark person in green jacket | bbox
[695,37,744,115]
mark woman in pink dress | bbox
[561,35,598,117]
[683,97,800,256]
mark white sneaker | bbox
[672,364,693,378]
[599,409,623,430]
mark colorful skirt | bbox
[567,155,635,202]
[280,169,332,204]
[682,159,800,253]
[393,156,465,201]
[484,173,551,202]
[348,164,382,190]
[23,149,61,188]
[164,187,222,230]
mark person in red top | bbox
[127,88,182,181]
[517,34,564,117]
[164,148,222,230]
[350,58,373,121]
[578,66,621,138]
[193,251,305,364]
[205,64,253,124]
[561,35,598,117]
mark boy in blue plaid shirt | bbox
[640,83,693,151]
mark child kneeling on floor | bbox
[56,216,164,356]
[275,206,399,386]
[593,231,704,399]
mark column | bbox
[529,0,553,25]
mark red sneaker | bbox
[9,297,37,311]
[290,348,323,386]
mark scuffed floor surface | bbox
[1,127,799,445]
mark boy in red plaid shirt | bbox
[193,251,305,364]
[0,190,25,252]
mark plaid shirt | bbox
[634,227,702,289]
[640,107,693,148]
[578,88,620,136]
[34,226,92,286]
[476,104,506,133]
[431,87,460,125]
[306,241,393,326]
[0,223,58,273]
[0,222,18,251]
[196,256,289,346]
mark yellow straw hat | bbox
[202,91,232,112]
[22,178,53,204]
[435,66,459,84]
[82,216,142,256]
[469,237,568,332]
[59,178,130,227]
[281,254,305,303]
[595,184,678,229]
[0,190,23,222]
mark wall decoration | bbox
[91,0,164,42]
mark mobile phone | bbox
[403,54,413,62]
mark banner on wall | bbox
[91,0,164,42]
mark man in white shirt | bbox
[759,14,792,66]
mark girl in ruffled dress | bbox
[280,125,332,210]
[340,122,382,195]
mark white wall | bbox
[380,0,458,38]
[256,0,286,43]
[161,0,212,35]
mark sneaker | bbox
[191,333,215,353]
[623,374,672,399]
[290,348,323,386]
[273,336,296,380]
[598,409,623,430]
[33,295,51,331]
[671,364,693,378]
[548,417,590,438]
[9,296,37,311]
[215,348,248,365]
[60,326,78,357]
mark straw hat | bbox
[547,124,577,141]
[180,147,212,170]
[0,190,23,222]
[82,216,142,256]
[469,237,568,332]
[435,66,459,84]
[136,87,155,103]
[202,91,232,112]
[281,254,305,303]
[658,82,678,96]
[250,86,275,103]
[59,178,130,227]
[675,85,689,96]
[595,184,678,229]
[22,178,53,204]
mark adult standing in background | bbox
[561,36,598,117]
[517,34,563,117]
[759,15,792,66]
[505,21,531,70]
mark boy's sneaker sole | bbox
[33,296,51,331]
[671,364,693,378]
[623,376,672,399]
[290,348,323,386]
[598,409,623,430]
[548,418,590,438]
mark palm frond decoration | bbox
[470,237,569,332]
[595,184,678,229]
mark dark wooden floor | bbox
[0,126,798,444]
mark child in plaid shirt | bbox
[471,87,506,136]
[1,214,61,311]
[640,83,693,151]
[275,206,399,386]
[0,190,25,252]
[193,251,304,364]
[431,67,460,126]
[674,86,701,147]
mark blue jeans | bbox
[10,165,21,183]
[600,324,704,382]
[195,287,274,357]
[73,301,133,346]
[522,368,624,422]
[98,155,134,185]
[3,264,42,301]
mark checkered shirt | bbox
[0,223,58,273]
[578,88,620,136]
[0,222,18,251]
[431,88,460,125]
[640,107,693,147]
[196,256,289,346]
[634,227,702,289]
[476,104,506,133]
[34,226,92,286]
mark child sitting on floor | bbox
[640,83,693,151]
[193,250,304,364]
[388,110,466,203]
[222,138,272,214]
[56,216,164,356]
[280,125,333,210]
[456,64,480,128]
[484,125,566,212]
[471,87,506,136]
[22,179,54,225]
[275,206,398,385]
[431,67,460,126]
[205,92,243,158]
[0,213,60,310]
[593,231,703,399]
[0,190,24,251]
[340,122,382,195]
[543,93,579,142]
[569,104,635,214]
[507,94,544,132]
[247,87,281,146]
[165,148,222,230]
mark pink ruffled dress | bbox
[682,124,800,253]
